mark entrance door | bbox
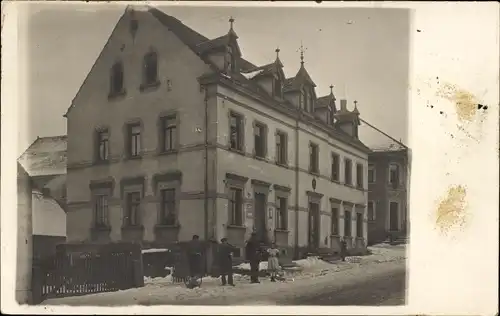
[308,202,320,249]
[389,202,399,231]
[254,192,268,243]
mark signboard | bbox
[246,203,253,218]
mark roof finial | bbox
[229,16,235,30]
[353,100,359,113]
[298,41,307,66]
[275,47,280,59]
[329,84,334,95]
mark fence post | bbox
[31,265,43,305]
[132,259,144,288]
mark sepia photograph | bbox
[2,1,497,314]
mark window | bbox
[161,116,177,152]
[356,213,363,237]
[309,143,319,174]
[160,189,176,225]
[229,112,243,151]
[356,163,364,189]
[344,159,352,185]
[254,123,266,158]
[97,130,109,161]
[276,197,287,230]
[331,153,339,181]
[273,76,282,98]
[125,192,141,226]
[389,164,400,187]
[368,165,375,183]
[276,131,287,165]
[331,207,339,235]
[127,124,141,157]
[143,51,158,85]
[309,93,315,112]
[300,90,306,111]
[226,46,235,73]
[94,195,109,227]
[368,201,376,221]
[110,62,124,95]
[229,187,243,226]
[344,210,351,237]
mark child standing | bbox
[266,243,280,282]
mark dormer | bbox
[241,48,285,99]
[283,46,317,111]
[335,99,361,138]
[195,17,242,74]
[314,85,337,126]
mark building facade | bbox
[65,6,371,260]
[367,147,409,244]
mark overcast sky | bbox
[17,3,410,155]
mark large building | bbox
[64,6,371,260]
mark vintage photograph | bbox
[15,3,410,306]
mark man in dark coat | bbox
[245,232,261,283]
[218,238,236,286]
[187,235,203,278]
[340,238,348,262]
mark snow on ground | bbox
[44,243,406,306]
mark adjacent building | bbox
[366,133,409,244]
[64,6,371,261]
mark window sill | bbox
[228,147,245,156]
[274,229,289,233]
[275,161,289,168]
[121,225,144,231]
[355,237,364,240]
[139,80,161,92]
[309,170,320,176]
[125,155,143,161]
[155,224,180,229]
[254,155,267,161]
[227,225,246,230]
[331,179,340,184]
[158,149,178,156]
[94,159,111,166]
[92,226,111,232]
[108,90,127,100]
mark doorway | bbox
[254,192,268,243]
[389,201,399,231]
[308,202,320,249]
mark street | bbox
[282,267,406,306]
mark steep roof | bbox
[18,136,67,177]
[358,118,407,152]
[32,189,66,237]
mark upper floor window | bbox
[229,112,243,151]
[110,61,124,95]
[300,90,307,111]
[356,163,364,189]
[344,158,353,185]
[143,51,158,85]
[331,207,339,235]
[161,115,177,152]
[226,46,236,73]
[389,163,400,187]
[309,142,319,174]
[368,164,376,183]
[96,130,109,162]
[273,76,282,98]
[254,122,267,158]
[127,123,141,157]
[160,188,176,226]
[309,93,315,112]
[367,201,376,221]
[276,131,287,165]
[331,153,340,181]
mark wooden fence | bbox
[32,242,143,304]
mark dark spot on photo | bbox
[440,111,444,115]
[417,29,421,32]
[477,104,488,110]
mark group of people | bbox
[185,232,350,288]
[219,232,282,286]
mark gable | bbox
[18,136,67,177]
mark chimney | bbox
[340,99,347,111]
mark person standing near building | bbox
[218,238,236,286]
[187,234,203,287]
[266,242,280,282]
[340,238,348,262]
[245,232,261,284]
